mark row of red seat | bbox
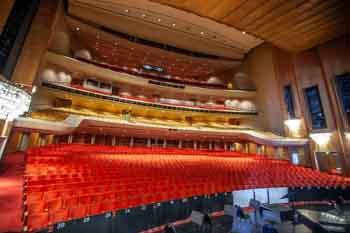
[24,144,350,231]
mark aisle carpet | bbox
[0,153,25,233]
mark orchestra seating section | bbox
[24,144,350,232]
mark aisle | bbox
[0,152,25,232]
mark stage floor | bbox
[155,215,312,233]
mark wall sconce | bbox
[309,132,332,146]
[284,119,301,133]
[345,132,350,141]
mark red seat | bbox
[27,213,48,231]
[49,209,69,224]
[69,206,89,219]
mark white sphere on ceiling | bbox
[57,72,68,83]
[239,100,256,111]
[225,99,241,108]
[65,74,72,84]
[74,49,92,60]
[207,76,223,84]
[41,69,57,82]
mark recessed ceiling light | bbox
[157,18,161,22]
[142,13,146,17]
[125,9,129,13]
[242,31,246,35]
[76,27,80,31]
[200,31,204,35]
[172,23,176,27]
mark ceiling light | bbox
[157,18,161,22]
[125,9,129,13]
[142,13,146,17]
[242,31,246,35]
[200,31,204,35]
[172,23,176,27]
[76,27,80,31]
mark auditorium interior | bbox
[0,1,349,233]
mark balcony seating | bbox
[65,83,249,113]
[23,144,350,231]
[77,57,227,89]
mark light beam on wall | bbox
[284,119,301,132]
[309,132,332,146]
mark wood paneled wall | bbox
[271,36,350,174]
[11,0,62,86]
[0,0,14,34]
[242,44,284,135]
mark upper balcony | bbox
[49,17,257,98]
[44,51,256,100]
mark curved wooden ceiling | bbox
[68,0,263,59]
[151,0,348,52]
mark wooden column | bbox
[47,134,54,145]
[90,135,96,144]
[5,130,21,153]
[68,135,73,144]
[28,132,40,148]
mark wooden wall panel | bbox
[0,0,14,34]
[272,35,350,174]
[318,37,350,129]
[244,44,284,135]
[293,49,336,132]
[11,0,62,86]
[273,48,308,137]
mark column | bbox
[112,136,116,146]
[147,138,151,148]
[224,143,227,151]
[178,140,182,149]
[28,132,40,148]
[130,137,134,147]
[47,134,54,145]
[68,135,73,144]
[209,142,212,151]
[91,135,96,144]
[244,143,249,153]
[163,139,167,148]
[194,141,197,150]
[248,143,257,154]
[5,131,21,153]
